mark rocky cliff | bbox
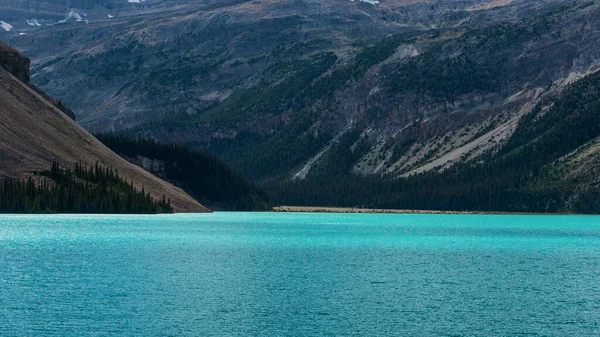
[0,40,28,82]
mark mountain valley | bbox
[2,0,600,212]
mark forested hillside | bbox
[96,134,271,211]
[10,0,600,185]
[0,162,172,213]
[267,68,600,214]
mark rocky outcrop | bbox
[0,40,29,83]
[0,40,76,120]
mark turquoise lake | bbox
[0,212,599,336]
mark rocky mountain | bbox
[270,65,600,213]
[0,40,208,212]
[3,0,600,188]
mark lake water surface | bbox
[0,213,599,336]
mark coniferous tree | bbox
[0,161,173,214]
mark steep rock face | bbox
[0,41,209,212]
[0,41,75,120]
[5,0,597,183]
[0,40,28,82]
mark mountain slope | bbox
[268,66,600,213]
[5,0,600,185]
[0,41,209,212]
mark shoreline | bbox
[272,206,554,215]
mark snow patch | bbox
[108,14,114,18]
[351,0,380,4]
[59,9,88,24]
[128,0,145,3]
[0,21,12,32]
[26,19,43,27]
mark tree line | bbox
[0,161,172,214]
[267,68,600,214]
[95,133,271,211]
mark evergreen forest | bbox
[0,161,172,214]
[96,134,271,211]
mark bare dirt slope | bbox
[0,44,209,212]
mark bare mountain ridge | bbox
[0,41,209,212]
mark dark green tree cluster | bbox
[0,162,172,214]
[95,134,270,211]
[387,14,556,100]
[267,173,566,213]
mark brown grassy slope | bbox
[0,59,209,213]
